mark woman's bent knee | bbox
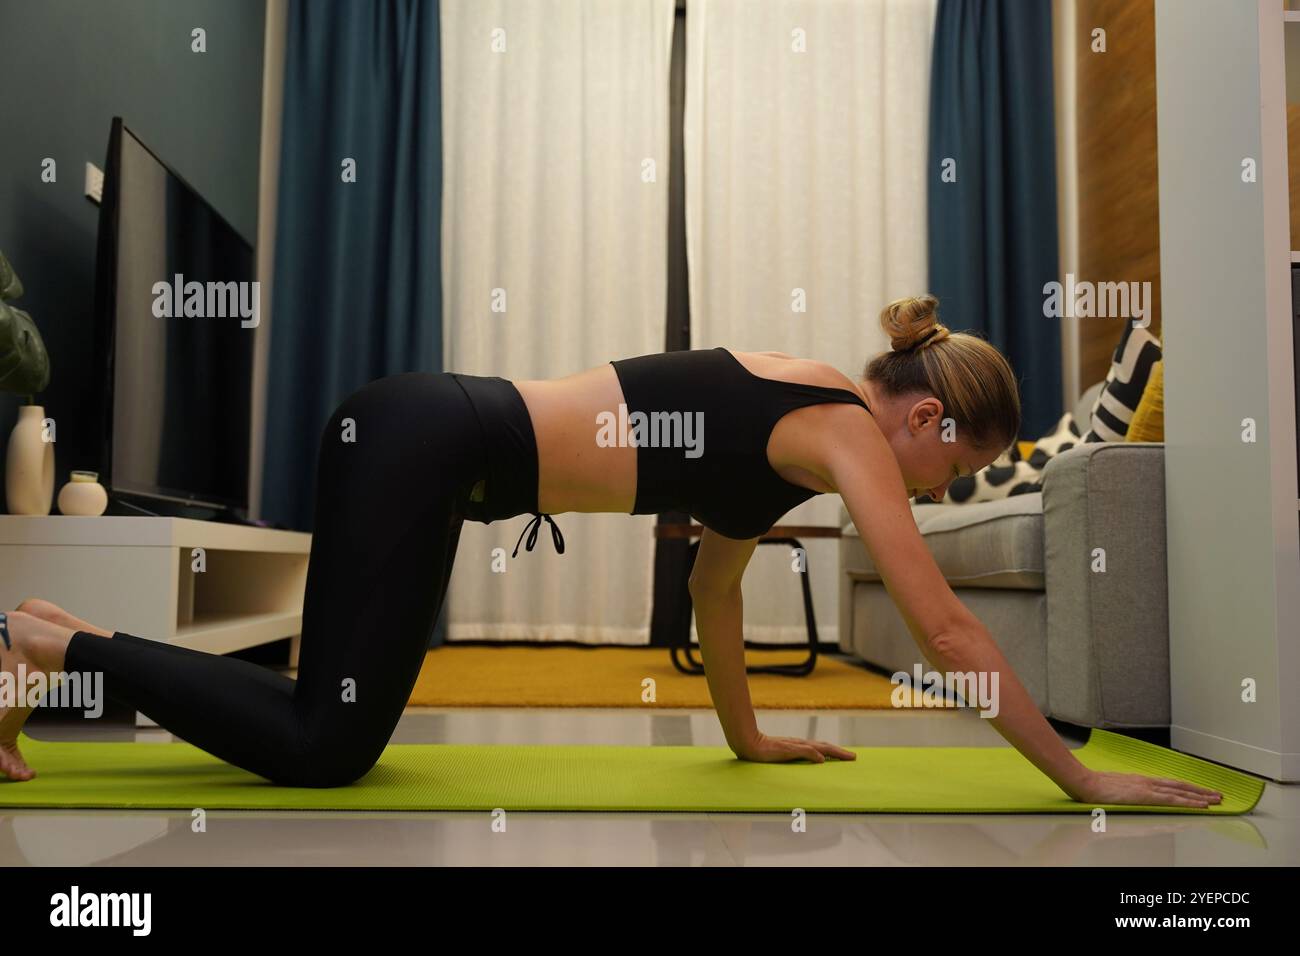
[269,749,380,789]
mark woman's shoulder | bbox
[729,349,864,395]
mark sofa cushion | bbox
[843,493,1044,589]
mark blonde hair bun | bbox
[880,293,950,352]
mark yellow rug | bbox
[408,645,898,709]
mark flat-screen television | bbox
[1294,265,1300,490]
[93,117,255,515]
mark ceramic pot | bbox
[58,470,109,516]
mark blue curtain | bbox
[262,0,446,641]
[927,0,1061,439]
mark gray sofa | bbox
[837,382,1171,729]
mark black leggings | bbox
[64,371,560,787]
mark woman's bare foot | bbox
[15,598,112,638]
[1,610,78,781]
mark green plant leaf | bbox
[0,300,51,395]
[0,251,23,301]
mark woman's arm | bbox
[690,528,855,762]
[826,455,1092,790]
[822,412,1221,806]
[688,533,760,755]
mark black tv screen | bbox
[1294,264,1300,490]
[94,118,255,513]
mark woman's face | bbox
[864,385,1004,503]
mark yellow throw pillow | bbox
[1127,357,1164,442]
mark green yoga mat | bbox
[0,729,1263,813]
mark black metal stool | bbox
[652,524,842,677]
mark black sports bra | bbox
[608,347,873,539]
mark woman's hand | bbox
[735,732,857,764]
[1065,769,1222,809]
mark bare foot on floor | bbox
[1,610,76,781]
[15,598,113,638]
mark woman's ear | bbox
[909,396,944,432]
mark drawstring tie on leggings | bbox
[513,512,566,557]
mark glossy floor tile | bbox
[3,697,1295,866]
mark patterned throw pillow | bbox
[916,411,1082,507]
[1083,321,1163,443]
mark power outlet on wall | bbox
[84,162,104,204]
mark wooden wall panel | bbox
[1074,0,1162,390]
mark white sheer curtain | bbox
[685,0,937,643]
[440,0,675,642]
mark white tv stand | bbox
[0,515,311,724]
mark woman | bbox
[0,295,1221,809]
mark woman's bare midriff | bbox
[511,364,638,515]
[510,351,870,517]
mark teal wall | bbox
[0,0,265,508]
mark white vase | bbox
[58,470,108,516]
[5,404,55,515]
